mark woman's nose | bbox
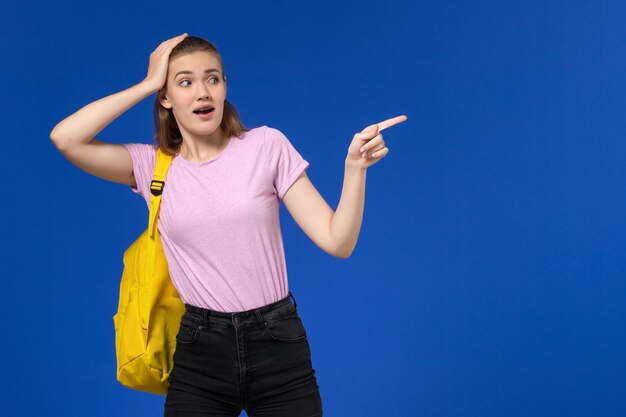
[197,85,211,99]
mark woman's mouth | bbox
[193,107,215,119]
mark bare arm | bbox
[49,33,188,186]
[282,160,365,259]
[50,81,158,186]
[329,159,367,257]
[50,81,156,148]
[282,116,407,258]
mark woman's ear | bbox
[158,90,172,109]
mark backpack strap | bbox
[148,147,174,239]
[141,146,174,330]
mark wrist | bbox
[345,156,367,172]
[137,79,161,95]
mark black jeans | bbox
[164,291,323,416]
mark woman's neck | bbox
[179,129,230,163]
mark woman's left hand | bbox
[346,115,408,169]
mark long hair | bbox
[151,36,251,155]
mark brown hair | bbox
[151,35,251,155]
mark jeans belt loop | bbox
[289,291,297,309]
[253,308,265,325]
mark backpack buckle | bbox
[150,180,165,196]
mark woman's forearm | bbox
[330,158,368,258]
[50,80,158,149]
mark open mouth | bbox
[193,107,215,114]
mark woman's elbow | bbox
[332,246,354,259]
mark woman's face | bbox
[159,51,227,139]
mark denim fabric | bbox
[164,291,323,416]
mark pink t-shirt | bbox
[122,125,309,312]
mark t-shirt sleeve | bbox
[121,142,157,205]
[264,126,310,200]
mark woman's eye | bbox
[179,77,218,87]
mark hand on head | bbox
[143,33,189,92]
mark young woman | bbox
[50,33,406,416]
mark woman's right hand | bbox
[142,33,189,92]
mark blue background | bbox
[3,0,626,415]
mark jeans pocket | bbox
[175,319,200,345]
[265,308,308,342]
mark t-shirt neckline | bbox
[174,135,235,167]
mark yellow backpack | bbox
[112,146,186,396]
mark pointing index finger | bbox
[377,115,408,132]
